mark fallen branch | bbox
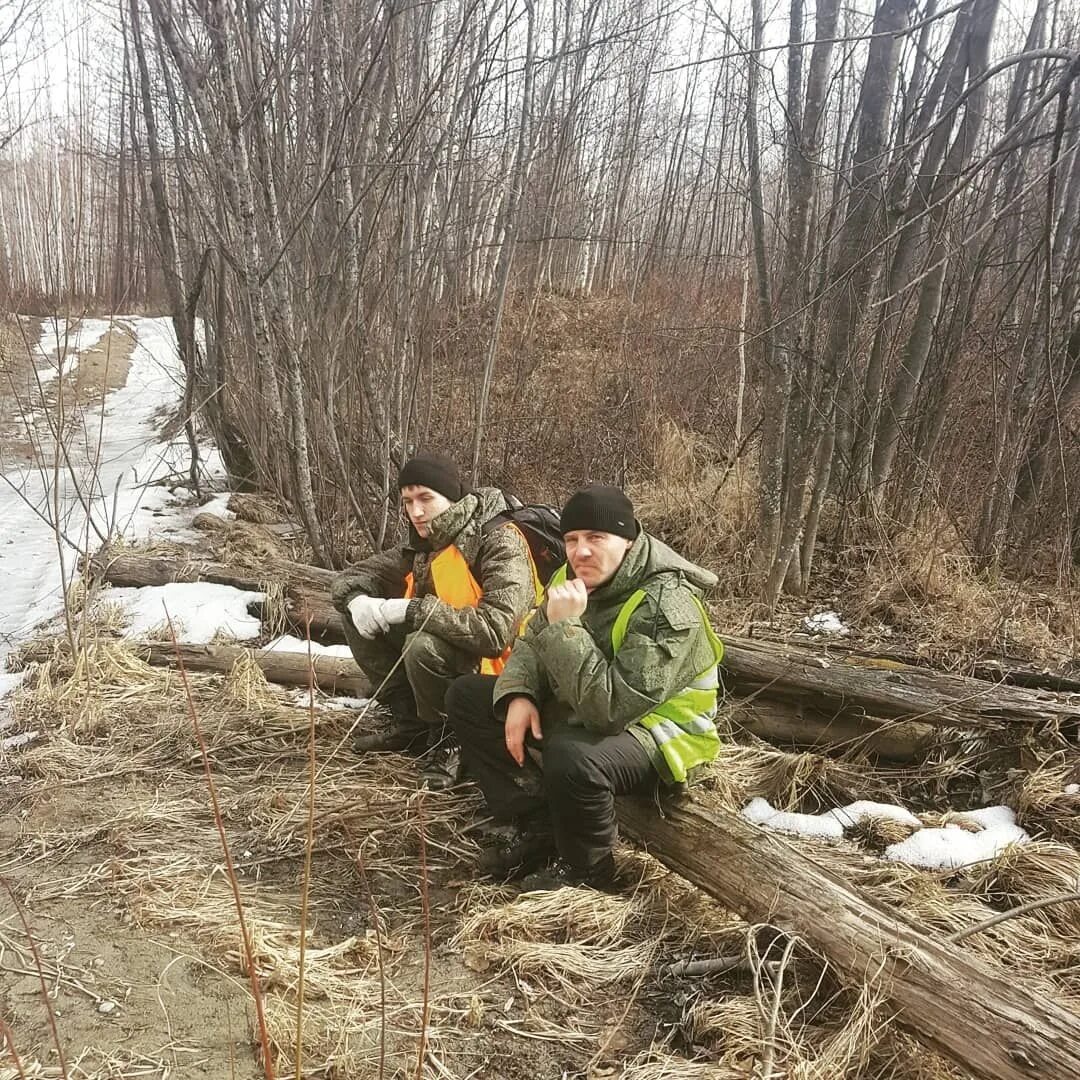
[617,797,1080,1080]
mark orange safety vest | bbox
[403,524,542,676]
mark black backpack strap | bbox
[481,510,514,536]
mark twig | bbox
[0,878,70,1080]
[344,823,387,1080]
[665,953,769,977]
[165,610,277,1080]
[0,1018,29,1080]
[415,792,432,1080]
[226,1000,237,1080]
[294,618,317,1079]
[748,929,798,1080]
[947,891,1080,943]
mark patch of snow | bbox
[824,801,922,829]
[1,730,39,752]
[740,797,844,840]
[950,805,1017,830]
[0,316,225,668]
[0,671,27,708]
[326,695,371,709]
[802,610,850,637]
[286,689,372,710]
[33,318,112,385]
[743,795,1030,870]
[199,492,235,519]
[105,582,264,644]
[263,635,355,660]
[885,823,1030,870]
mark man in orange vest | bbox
[331,453,539,789]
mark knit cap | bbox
[398,453,464,502]
[559,484,638,540]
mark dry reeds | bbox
[1014,751,1080,845]
[696,740,907,815]
[631,419,757,603]
[854,516,1071,665]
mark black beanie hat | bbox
[560,484,638,541]
[398,453,464,502]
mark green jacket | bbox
[331,487,535,660]
[493,531,721,767]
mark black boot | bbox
[476,822,555,879]
[353,694,425,753]
[420,733,465,791]
[518,852,618,892]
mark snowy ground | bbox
[0,316,228,685]
[1,314,359,729]
[742,796,1031,870]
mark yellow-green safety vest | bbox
[547,565,724,784]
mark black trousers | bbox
[445,674,654,871]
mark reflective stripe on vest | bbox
[612,587,724,784]
[404,525,541,677]
[546,563,723,784]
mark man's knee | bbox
[402,630,460,679]
[445,674,493,732]
[542,731,602,794]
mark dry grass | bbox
[7,622,1080,1079]
[631,419,757,605]
[962,840,1080,937]
[2,635,495,1078]
[227,492,289,525]
[694,738,911,814]
[1013,749,1080,845]
[852,516,1076,664]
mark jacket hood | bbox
[414,486,509,550]
[597,530,718,602]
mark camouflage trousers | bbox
[342,618,478,729]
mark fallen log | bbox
[87,549,342,640]
[750,631,1080,695]
[14,637,369,697]
[729,698,934,762]
[618,797,1080,1080]
[131,642,369,697]
[722,636,1080,736]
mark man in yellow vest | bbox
[446,484,724,889]
[331,453,539,790]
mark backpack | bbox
[483,495,565,587]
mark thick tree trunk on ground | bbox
[749,633,1080,695]
[729,699,933,762]
[135,642,367,695]
[721,637,1080,735]
[86,550,341,640]
[617,798,1080,1080]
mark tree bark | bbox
[721,636,1080,735]
[86,549,341,640]
[63,640,366,698]
[729,697,933,762]
[617,798,1080,1080]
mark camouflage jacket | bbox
[493,531,719,735]
[330,488,535,659]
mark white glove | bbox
[348,594,389,638]
[380,598,411,627]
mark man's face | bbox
[564,529,634,591]
[401,484,453,538]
